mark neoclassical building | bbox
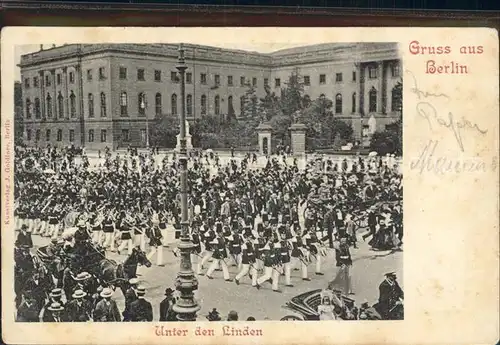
[19,43,401,149]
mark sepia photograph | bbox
[12,41,403,323]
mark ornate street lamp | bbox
[172,43,201,321]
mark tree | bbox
[279,72,305,118]
[241,84,259,120]
[259,84,281,122]
[149,114,179,148]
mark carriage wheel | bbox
[280,315,302,321]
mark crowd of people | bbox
[13,144,403,322]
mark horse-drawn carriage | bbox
[280,289,357,321]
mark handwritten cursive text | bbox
[407,69,450,100]
[416,102,487,152]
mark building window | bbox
[45,74,52,86]
[252,77,257,87]
[153,70,161,82]
[186,72,192,84]
[214,74,220,86]
[57,74,61,85]
[137,69,145,81]
[200,73,207,85]
[352,71,356,82]
[369,87,377,112]
[138,92,146,116]
[56,129,62,142]
[46,129,51,141]
[46,93,52,118]
[119,67,127,80]
[69,72,75,84]
[101,129,107,142]
[240,76,246,86]
[319,74,326,84]
[155,93,162,116]
[240,96,245,117]
[214,95,220,116]
[186,94,193,116]
[171,71,179,83]
[88,93,94,117]
[121,129,130,142]
[88,129,94,142]
[227,95,234,117]
[304,76,310,86]
[70,92,76,118]
[24,78,30,88]
[335,94,342,114]
[351,92,356,113]
[33,77,39,87]
[25,99,31,118]
[336,73,343,82]
[368,65,378,79]
[391,63,400,77]
[171,94,177,116]
[99,67,106,80]
[57,92,64,118]
[201,95,207,116]
[69,130,75,142]
[120,92,128,116]
[264,78,269,87]
[87,69,92,81]
[227,76,233,86]
[27,129,32,141]
[100,92,107,117]
[35,129,40,142]
[275,78,281,87]
[391,87,402,112]
[34,98,41,119]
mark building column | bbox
[377,61,383,114]
[50,69,57,120]
[63,67,69,119]
[39,70,45,118]
[381,61,388,115]
[358,63,365,116]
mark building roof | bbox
[18,42,400,69]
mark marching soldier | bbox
[205,231,232,282]
[196,221,217,275]
[101,211,115,251]
[278,235,293,287]
[190,227,202,266]
[117,215,134,256]
[228,228,243,270]
[234,236,257,287]
[146,211,164,266]
[290,227,310,281]
[256,241,281,292]
[303,228,324,277]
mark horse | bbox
[97,247,152,296]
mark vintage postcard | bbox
[1,27,498,345]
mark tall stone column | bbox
[39,70,45,119]
[358,63,365,116]
[377,61,383,114]
[381,61,388,115]
[63,67,69,119]
[50,69,57,119]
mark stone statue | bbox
[185,120,190,135]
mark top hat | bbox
[164,287,174,296]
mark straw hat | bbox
[47,302,64,312]
[72,289,87,299]
[100,288,113,298]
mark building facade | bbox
[19,43,401,150]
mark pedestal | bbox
[175,120,193,151]
[289,123,307,155]
[256,123,273,155]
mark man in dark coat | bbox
[122,278,139,321]
[65,289,92,322]
[16,225,33,248]
[375,272,404,319]
[129,286,153,322]
[93,288,121,322]
[16,293,40,322]
[159,288,176,321]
